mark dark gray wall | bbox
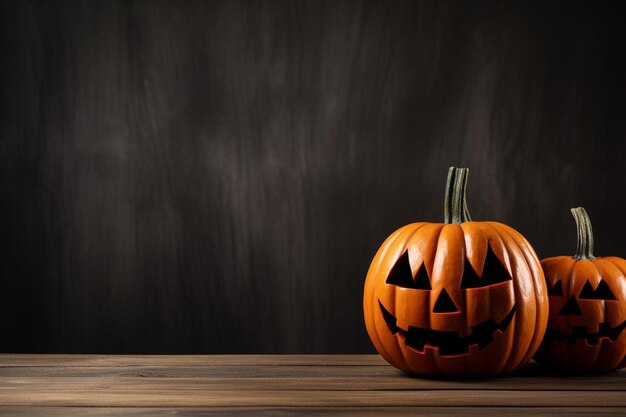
[1,0,624,353]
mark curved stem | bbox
[444,167,472,224]
[571,207,596,260]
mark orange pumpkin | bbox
[535,207,626,372]
[363,167,548,376]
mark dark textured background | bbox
[1,0,624,353]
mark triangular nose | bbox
[433,288,459,313]
[558,296,583,316]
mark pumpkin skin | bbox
[363,167,548,376]
[535,208,626,373]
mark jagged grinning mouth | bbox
[545,320,626,345]
[378,300,518,356]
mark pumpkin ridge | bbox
[595,258,626,283]
[460,222,489,284]
[407,223,443,279]
[388,223,430,370]
[562,257,578,299]
[563,260,587,366]
[406,222,439,277]
[364,226,410,370]
[419,223,446,336]
[429,224,462,373]
[458,223,472,374]
[509,226,549,370]
[376,224,427,370]
[601,257,626,278]
[588,259,620,370]
[491,223,544,372]
[433,224,464,289]
[486,225,521,373]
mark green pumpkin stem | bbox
[571,207,596,260]
[444,167,472,224]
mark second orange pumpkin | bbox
[536,207,626,372]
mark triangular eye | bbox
[414,264,432,290]
[547,280,563,296]
[460,246,512,289]
[579,281,595,299]
[385,250,431,290]
[386,250,414,288]
[460,258,481,289]
[594,281,616,300]
[579,280,616,300]
[481,246,512,283]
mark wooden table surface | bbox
[0,355,625,416]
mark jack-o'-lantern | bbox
[363,167,548,376]
[535,207,626,372]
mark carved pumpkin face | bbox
[537,258,626,371]
[536,208,626,372]
[363,168,548,376]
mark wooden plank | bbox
[1,364,624,391]
[0,365,399,378]
[1,389,626,407]
[1,375,625,391]
[0,355,387,367]
[1,407,625,417]
[1,355,624,413]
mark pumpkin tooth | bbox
[467,344,480,355]
[471,318,498,335]
[608,321,626,341]
[572,325,588,338]
[587,336,600,345]
[476,334,494,350]
[438,343,468,356]
[404,328,427,352]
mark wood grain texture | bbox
[1,1,625,354]
[1,407,625,417]
[0,355,625,415]
[4,390,626,407]
[0,354,388,367]
[1,355,625,391]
